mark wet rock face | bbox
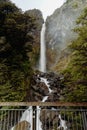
[40,108,70,130]
[25,9,44,67]
[45,0,87,69]
[29,72,65,102]
[40,109,60,130]
[29,74,49,101]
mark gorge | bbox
[0,0,87,129]
[0,0,86,102]
[11,8,68,129]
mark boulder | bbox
[40,109,60,130]
[38,82,49,95]
[13,121,30,130]
[29,72,65,102]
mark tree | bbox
[63,7,87,102]
[0,1,35,101]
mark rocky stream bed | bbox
[0,72,68,130]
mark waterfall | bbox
[10,107,33,130]
[39,23,46,72]
[20,106,33,130]
[10,76,67,130]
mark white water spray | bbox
[40,77,53,93]
[20,106,33,130]
[39,23,46,72]
[10,107,33,130]
[59,115,67,130]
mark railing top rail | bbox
[0,102,87,106]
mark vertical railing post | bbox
[32,106,36,130]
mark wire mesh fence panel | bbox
[0,103,87,130]
[0,109,26,130]
[39,107,87,130]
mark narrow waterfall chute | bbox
[40,77,53,93]
[39,23,46,72]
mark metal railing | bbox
[0,102,87,130]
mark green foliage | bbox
[62,7,87,102]
[0,1,19,14]
[0,1,38,101]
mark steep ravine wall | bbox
[25,9,44,67]
[45,0,87,71]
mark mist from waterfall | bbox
[39,23,46,72]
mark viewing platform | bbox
[0,102,87,130]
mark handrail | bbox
[0,102,87,106]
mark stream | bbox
[11,76,67,130]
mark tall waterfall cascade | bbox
[39,23,46,72]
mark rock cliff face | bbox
[46,0,87,70]
[25,9,44,31]
[25,9,44,67]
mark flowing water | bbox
[58,115,67,130]
[10,107,33,130]
[10,21,67,130]
[38,77,67,130]
[10,77,67,130]
[20,106,33,130]
[40,77,53,93]
[39,23,46,72]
